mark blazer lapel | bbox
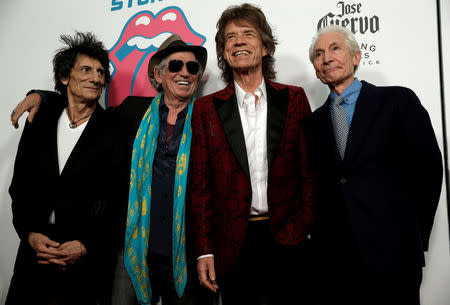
[44,99,67,177]
[50,109,63,177]
[266,82,289,167]
[344,81,382,163]
[214,89,250,178]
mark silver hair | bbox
[309,25,361,71]
[149,56,204,92]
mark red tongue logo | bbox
[106,7,206,107]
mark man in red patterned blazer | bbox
[190,3,315,305]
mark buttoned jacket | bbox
[306,81,442,271]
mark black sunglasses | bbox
[168,59,200,75]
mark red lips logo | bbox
[106,7,206,107]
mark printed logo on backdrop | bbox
[106,4,206,107]
[317,1,381,68]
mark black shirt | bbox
[149,98,188,256]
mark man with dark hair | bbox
[307,25,442,305]
[190,3,314,305]
[6,31,115,305]
[52,33,112,95]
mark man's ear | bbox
[352,51,362,67]
[61,76,69,86]
[262,45,269,57]
[154,67,163,85]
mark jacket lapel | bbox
[214,84,250,178]
[315,99,341,162]
[344,81,382,164]
[266,82,289,167]
[47,99,67,177]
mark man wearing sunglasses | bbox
[190,4,314,305]
[10,34,211,305]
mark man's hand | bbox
[28,234,87,268]
[11,93,42,128]
[51,240,87,266]
[197,256,219,293]
[40,240,87,268]
[28,232,61,263]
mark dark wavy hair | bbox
[52,32,111,95]
[215,3,278,83]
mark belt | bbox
[249,214,270,222]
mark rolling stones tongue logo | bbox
[106,7,206,107]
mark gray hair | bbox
[309,25,361,71]
[149,58,167,91]
[149,56,204,92]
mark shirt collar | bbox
[234,79,267,108]
[330,78,362,105]
[159,95,189,117]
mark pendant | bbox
[69,122,77,129]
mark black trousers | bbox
[313,239,423,305]
[218,220,313,305]
[6,260,97,305]
[315,265,422,305]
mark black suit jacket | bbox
[306,81,442,272]
[23,92,153,255]
[10,97,120,272]
[106,96,153,252]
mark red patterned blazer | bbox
[190,80,315,275]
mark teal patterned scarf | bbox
[124,92,194,304]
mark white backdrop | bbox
[0,0,449,303]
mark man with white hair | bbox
[306,25,442,305]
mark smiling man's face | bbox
[62,54,106,103]
[155,51,200,103]
[223,19,268,75]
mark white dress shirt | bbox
[198,80,270,260]
[235,80,268,215]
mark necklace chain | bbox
[67,108,94,129]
